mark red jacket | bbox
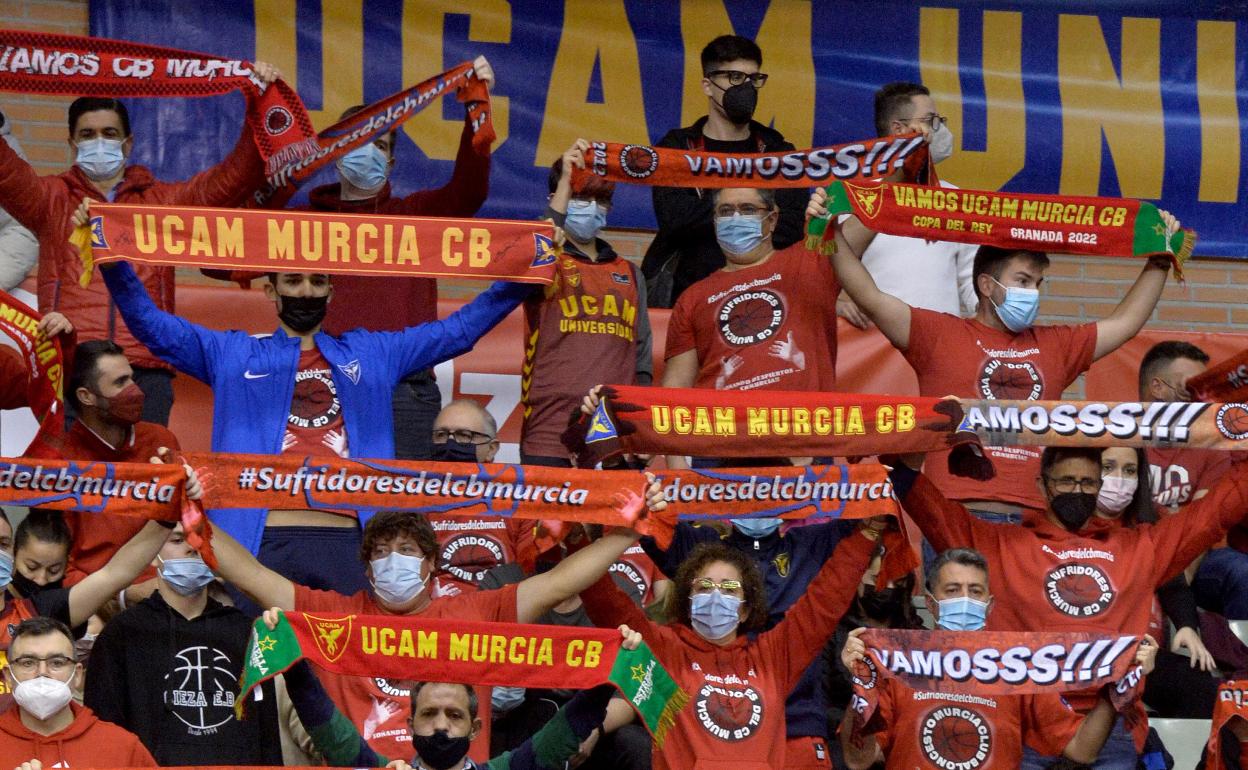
[0,126,263,370]
[581,533,874,770]
[0,701,156,766]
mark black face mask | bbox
[413,729,471,770]
[1051,492,1098,532]
[11,569,60,598]
[719,82,758,125]
[431,439,479,463]
[277,293,329,333]
[858,584,904,621]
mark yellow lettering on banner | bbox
[217,217,244,259]
[1196,21,1239,203]
[747,407,768,437]
[652,406,671,434]
[449,633,469,661]
[357,223,378,263]
[397,226,420,264]
[300,221,324,262]
[418,630,437,658]
[673,406,692,435]
[714,407,736,437]
[402,0,511,157]
[188,216,212,257]
[1058,15,1164,198]
[920,9,1026,190]
[134,214,157,254]
[328,222,351,263]
[536,0,646,161]
[876,405,894,433]
[469,228,491,267]
[897,404,915,432]
[679,0,814,147]
[269,219,295,261]
[255,0,362,134]
[442,227,464,266]
[162,216,185,255]
[566,639,601,668]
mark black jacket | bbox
[641,116,808,306]
[83,590,281,765]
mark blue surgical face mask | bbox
[935,595,989,631]
[689,589,743,641]
[75,137,126,181]
[564,199,607,244]
[732,518,782,539]
[990,277,1040,333]
[491,685,526,713]
[715,213,766,256]
[337,142,390,192]
[159,557,215,596]
[370,552,427,606]
[0,550,12,589]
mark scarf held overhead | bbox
[0,291,64,420]
[849,629,1145,736]
[1189,350,1248,403]
[807,179,1195,276]
[76,202,558,284]
[240,611,689,745]
[0,29,314,175]
[579,386,1248,466]
[571,134,931,189]
[256,60,492,205]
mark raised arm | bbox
[210,524,297,611]
[517,528,641,624]
[886,459,979,554]
[67,520,171,627]
[388,117,490,217]
[282,658,389,767]
[1150,468,1248,586]
[808,190,910,350]
[1092,256,1169,361]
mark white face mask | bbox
[13,674,74,720]
[75,137,126,181]
[1097,475,1138,514]
[370,552,427,606]
[929,124,955,164]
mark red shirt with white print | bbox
[428,516,537,586]
[611,543,662,606]
[283,349,349,457]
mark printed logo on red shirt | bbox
[1150,462,1193,508]
[718,289,785,347]
[1045,563,1116,617]
[921,705,992,769]
[695,680,764,741]
[609,559,649,603]
[978,358,1043,400]
[439,533,507,583]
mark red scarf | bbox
[0,291,64,420]
[0,29,315,175]
[1208,681,1248,769]
[571,134,932,189]
[1190,350,1248,403]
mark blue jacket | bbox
[103,262,529,552]
[641,520,852,741]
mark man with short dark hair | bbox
[0,617,156,766]
[839,547,1151,770]
[642,35,806,307]
[835,82,977,330]
[817,186,1178,519]
[0,64,280,424]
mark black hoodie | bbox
[83,590,281,765]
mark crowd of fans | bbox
[0,31,1244,770]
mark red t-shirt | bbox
[666,243,840,392]
[293,582,518,763]
[869,679,1080,769]
[1147,447,1233,510]
[610,543,663,606]
[581,533,873,770]
[904,469,1248,749]
[284,349,349,457]
[903,309,1097,510]
[428,516,536,585]
[26,419,178,586]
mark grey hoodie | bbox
[0,113,38,291]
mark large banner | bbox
[90,2,1247,257]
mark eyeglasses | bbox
[1045,476,1103,494]
[431,428,495,446]
[714,204,770,219]
[9,654,74,677]
[692,578,743,595]
[706,70,768,89]
[901,113,946,130]
[1156,379,1191,401]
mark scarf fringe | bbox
[649,688,690,748]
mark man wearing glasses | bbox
[836,82,979,329]
[1,617,156,767]
[641,35,807,308]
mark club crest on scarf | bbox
[304,614,353,663]
[586,400,619,443]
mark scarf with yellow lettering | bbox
[848,629,1145,743]
[0,291,64,420]
[254,61,492,206]
[0,29,315,176]
[570,134,932,189]
[1190,350,1248,403]
[805,179,1195,277]
[573,386,1248,469]
[73,202,558,286]
[240,611,688,745]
